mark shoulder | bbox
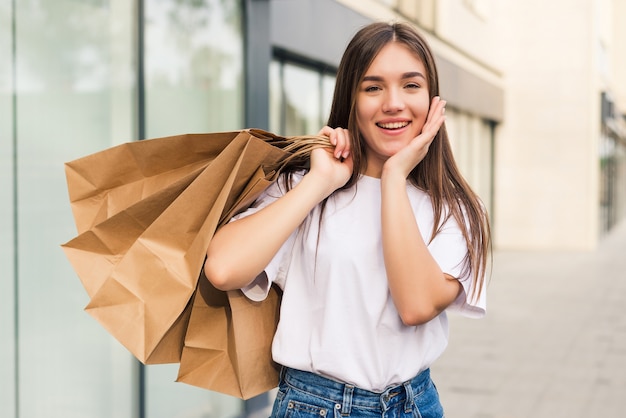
[406,186,436,218]
[407,187,470,234]
[231,170,307,220]
[265,170,306,197]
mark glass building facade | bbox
[2,0,245,417]
[269,54,336,137]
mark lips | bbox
[376,121,410,130]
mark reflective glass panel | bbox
[269,60,282,134]
[14,0,138,416]
[0,0,16,414]
[321,73,336,125]
[282,62,320,136]
[145,0,243,138]
[269,59,336,137]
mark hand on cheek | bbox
[384,96,446,178]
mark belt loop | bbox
[403,381,414,413]
[279,366,287,382]
[341,384,354,416]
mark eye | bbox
[364,85,381,93]
[405,82,421,89]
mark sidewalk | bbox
[433,220,626,418]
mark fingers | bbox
[423,96,446,137]
[389,96,445,174]
[309,144,354,192]
[318,126,351,159]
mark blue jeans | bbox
[269,367,444,418]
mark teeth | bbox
[377,121,409,129]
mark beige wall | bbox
[494,1,602,249]
[440,0,624,249]
[436,0,500,71]
[611,0,626,110]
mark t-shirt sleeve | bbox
[427,214,487,319]
[229,174,299,302]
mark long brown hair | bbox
[326,22,491,300]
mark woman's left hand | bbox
[382,96,446,179]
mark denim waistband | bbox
[281,367,431,414]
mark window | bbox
[445,108,495,218]
[269,52,336,137]
[145,0,243,137]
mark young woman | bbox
[204,21,490,417]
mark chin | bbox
[384,145,409,156]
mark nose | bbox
[382,88,405,113]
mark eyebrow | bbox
[362,71,426,82]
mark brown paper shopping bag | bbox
[63,128,331,394]
[62,130,289,363]
[65,131,246,235]
[176,271,282,399]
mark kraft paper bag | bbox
[176,271,282,399]
[62,128,329,394]
[65,130,246,234]
[62,130,289,363]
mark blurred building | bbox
[1,0,624,417]
[490,0,626,249]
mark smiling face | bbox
[356,42,431,177]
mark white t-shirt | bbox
[234,172,486,392]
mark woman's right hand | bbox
[205,127,352,291]
[308,126,354,194]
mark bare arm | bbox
[381,173,461,326]
[204,128,353,291]
[381,97,461,325]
